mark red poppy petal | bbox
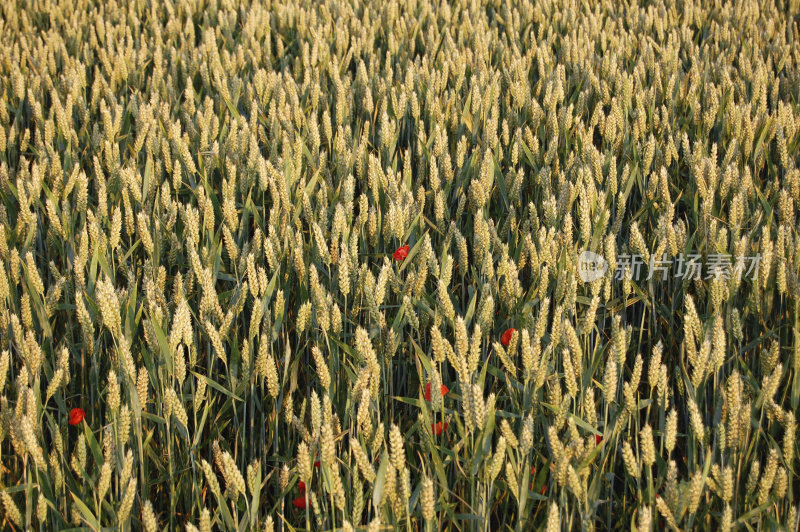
[68,408,85,426]
[431,421,450,435]
[440,384,449,396]
[298,481,306,493]
[392,244,410,261]
[595,435,603,444]
[431,421,449,435]
[292,497,306,509]
[424,382,432,401]
[501,328,516,347]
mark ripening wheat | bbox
[0,0,798,530]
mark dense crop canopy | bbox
[0,0,798,530]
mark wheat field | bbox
[0,0,799,530]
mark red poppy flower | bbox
[298,481,306,493]
[392,244,410,261]
[595,434,603,445]
[431,421,449,435]
[292,496,306,509]
[540,485,547,495]
[314,460,320,468]
[424,383,449,401]
[500,328,516,347]
[68,408,85,426]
